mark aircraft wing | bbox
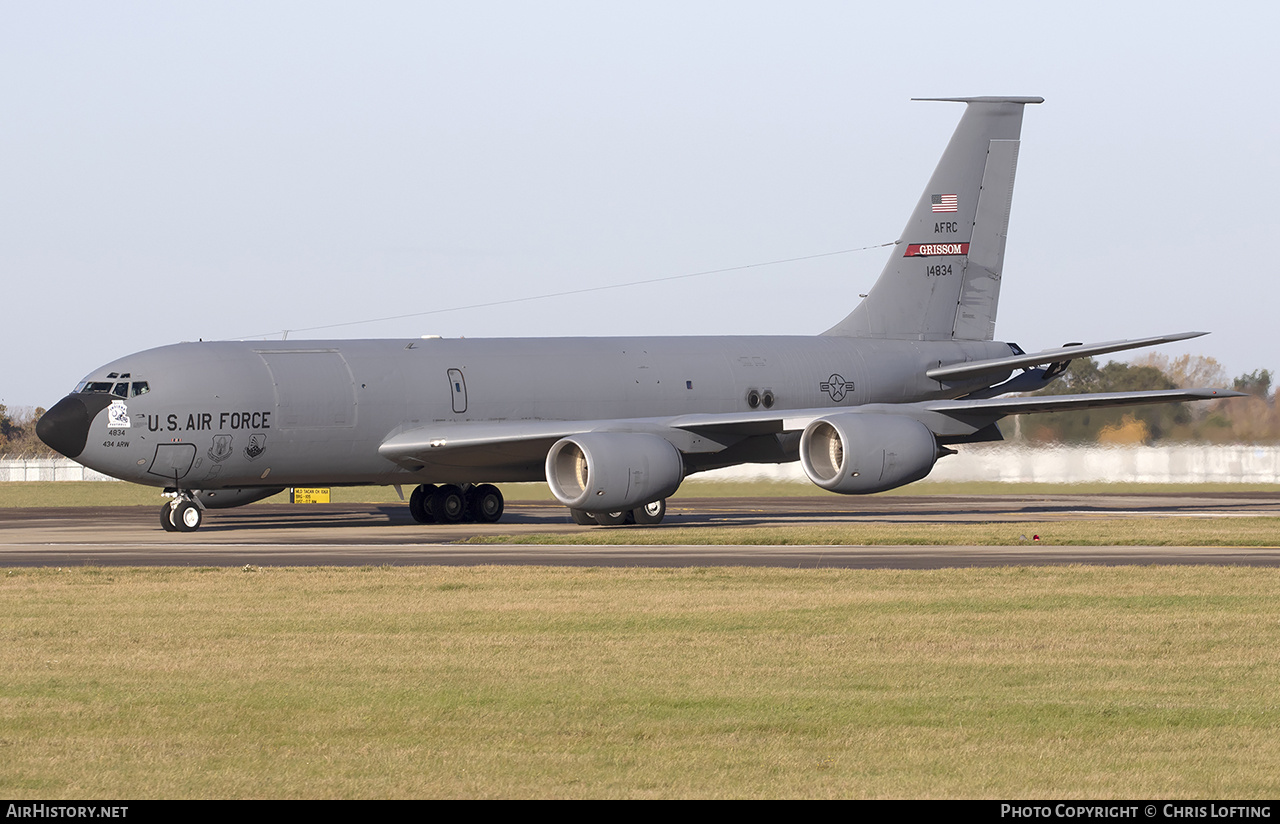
[918,387,1240,416]
[667,387,1243,440]
[925,331,1207,381]
[379,387,1242,468]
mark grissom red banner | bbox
[903,243,970,256]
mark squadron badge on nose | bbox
[244,433,267,461]
[209,434,233,463]
[107,400,131,428]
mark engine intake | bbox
[545,432,684,512]
[799,413,939,494]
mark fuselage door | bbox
[147,443,197,482]
[447,368,467,414]
[258,350,357,429]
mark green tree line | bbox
[1015,355,1276,444]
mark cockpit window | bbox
[76,378,150,396]
[76,377,150,395]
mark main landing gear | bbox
[160,493,204,532]
[569,498,666,526]
[408,483,505,524]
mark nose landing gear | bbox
[160,493,204,532]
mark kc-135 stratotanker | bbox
[38,97,1241,531]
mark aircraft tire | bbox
[632,499,666,525]
[569,508,597,526]
[409,484,436,524]
[173,500,203,532]
[468,484,504,523]
[160,503,179,532]
[592,510,632,526]
[433,484,466,523]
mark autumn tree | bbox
[1018,357,1186,443]
[1132,353,1228,390]
[0,405,54,456]
[1233,369,1273,399]
[1011,355,1279,444]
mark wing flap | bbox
[378,418,743,468]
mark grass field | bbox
[3,564,1278,799]
[468,518,1280,547]
[3,481,1278,798]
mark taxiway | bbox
[2,493,1277,568]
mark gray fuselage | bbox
[61,334,1012,490]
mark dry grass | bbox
[3,565,1279,798]
[470,517,1280,547]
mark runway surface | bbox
[2,493,1278,568]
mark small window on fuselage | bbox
[83,382,114,394]
[112,383,129,397]
[131,382,149,397]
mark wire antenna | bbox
[229,241,897,340]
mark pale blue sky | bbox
[3,1,1276,407]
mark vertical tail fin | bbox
[824,96,1042,341]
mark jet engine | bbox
[799,413,940,494]
[545,432,684,512]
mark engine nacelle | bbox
[545,432,684,512]
[799,413,939,494]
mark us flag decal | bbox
[931,194,958,213]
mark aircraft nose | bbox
[37,394,113,459]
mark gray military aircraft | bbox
[37,96,1240,532]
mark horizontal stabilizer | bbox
[913,96,1045,105]
[926,331,1208,381]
